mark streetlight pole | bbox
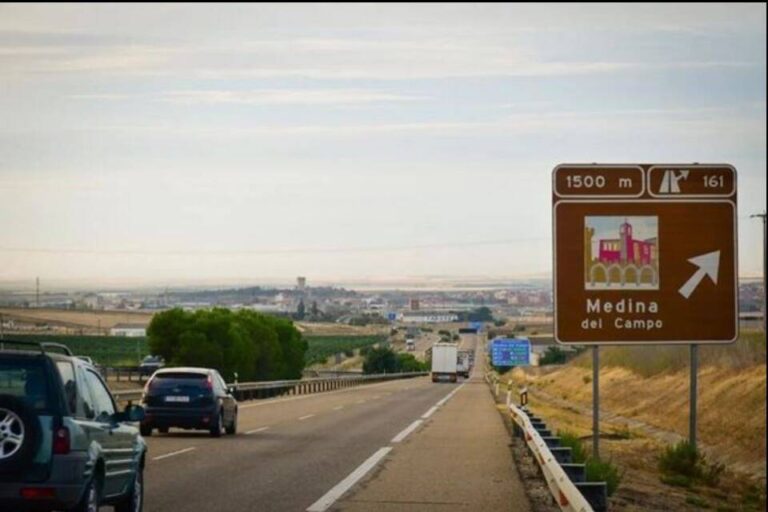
[751,212,767,334]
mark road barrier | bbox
[113,371,428,403]
[509,404,606,512]
[484,370,607,512]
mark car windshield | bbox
[149,373,210,394]
[0,358,52,412]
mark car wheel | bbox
[69,477,99,512]
[0,394,42,474]
[114,465,143,512]
[139,424,152,437]
[209,411,222,438]
[225,411,237,435]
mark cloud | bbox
[70,89,429,106]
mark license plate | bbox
[165,396,190,403]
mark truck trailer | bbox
[431,342,458,383]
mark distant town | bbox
[0,276,762,336]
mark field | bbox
[3,334,149,367]
[0,307,154,331]
[304,335,385,366]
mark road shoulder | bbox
[333,377,532,511]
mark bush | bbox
[540,346,567,365]
[658,440,725,488]
[363,347,428,374]
[659,440,700,479]
[557,430,589,463]
[586,458,623,496]
[556,430,622,495]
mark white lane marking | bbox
[333,406,344,411]
[421,406,438,419]
[391,420,423,443]
[306,447,392,512]
[152,447,196,461]
[239,378,423,409]
[245,426,269,435]
[299,414,315,421]
[423,383,465,419]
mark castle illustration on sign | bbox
[584,216,659,290]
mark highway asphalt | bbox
[139,375,462,512]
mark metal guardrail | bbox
[484,369,605,512]
[113,371,428,403]
[509,403,596,512]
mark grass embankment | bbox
[3,334,149,367]
[506,330,766,510]
[304,335,385,366]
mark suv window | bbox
[0,358,51,412]
[83,369,115,422]
[149,372,213,396]
[56,361,78,415]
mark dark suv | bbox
[140,367,237,437]
[0,341,147,512]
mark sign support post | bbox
[592,346,600,460]
[689,343,698,451]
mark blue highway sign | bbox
[491,338,531,366]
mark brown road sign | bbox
[553,164,738,345]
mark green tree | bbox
[147,307,306,382]
[396,353,428,372]
[362,347,399,374]
[296,300,306,320]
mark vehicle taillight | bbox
[52,426,70,455]
[20,487,56,499]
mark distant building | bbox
[297,276,307,291]
[78,293,104,310]
[409,298,420,311]
[109,323,147,337]
[400,312,458,323]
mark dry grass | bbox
[508,330,767,478]
[0,307,154,330]
[572,330,766,377]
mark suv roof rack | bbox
[0,339,74,356]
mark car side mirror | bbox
[115,404,146,423]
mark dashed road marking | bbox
[299,414,315,421]
[245,426,270,435]
[421,406,438,419]
[152,447,196,461]
[391,420,422,443]
[306,447,392,512]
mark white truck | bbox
[405,337,416,351]
[456,350,472,378]
[431,342,458,383]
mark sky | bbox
[0,3,765,287]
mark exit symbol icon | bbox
[658,169,689,194]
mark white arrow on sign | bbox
[678,251,720,299]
